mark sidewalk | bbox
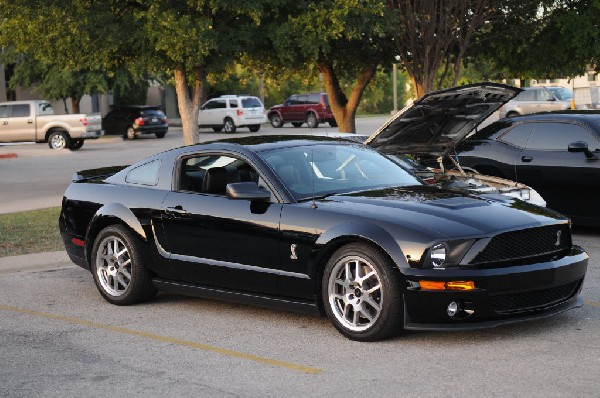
[0,251,73,275]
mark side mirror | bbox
[226,182,271,201]
[568,141,597,159]
[547,97,556,101]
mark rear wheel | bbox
[91,225,157,305]
[269,113,283,128]
[48,131,70,149]
[212,127,223,132]
[249,125,261,132]
[68,139,84,150]
[223,118,236,133]
[322,243,404,341]
[291,122,303,128]
[306,113,319,128]
[155,132,166,138]
[124,126,136,140]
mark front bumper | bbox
[401,246,588,330]
[134,125,168,135]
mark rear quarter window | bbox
[242,98,262,108]
[498,123,533,148]
[125,160,161,186]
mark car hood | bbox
[365,82,522,157]
[319,185,563,238]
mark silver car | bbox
[498,87,571,118]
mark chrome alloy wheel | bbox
[49,133,67,149]
[95,235,133,297]
[328,255,383,332]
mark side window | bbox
[287,95,298,105]
[228,99,238,108]
[179,155,259,195]
[526,123,600,150]
[0,105,7,118]
[125,160,161,186]
[10,104,30,117]
[498,123,533,148]
[38,102,53,115]
[518,90,536,101]
[538,89,553,101]
[213,100,227,109]
[202,101,215,110]
[298,95,309,105]
[308,94,320,104]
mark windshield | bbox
[547,87,573,101]
[259,143,421,200]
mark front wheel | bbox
[91,225,157,305]
[223,118,237,133]
[249,125,261,132]
[269,113,283,128]
[306,113,319,128]
[48,131,70,149]
[68,139,84,150]
[322,243,404,341]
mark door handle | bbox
[27,119,33,124]
[521,156,533,163]
[166,205,189,215]
[2,121,7,125]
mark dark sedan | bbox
[455,111,600,226]
[102,105,168,139]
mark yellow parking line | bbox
[584,300,600,308]
[0,304,322,374]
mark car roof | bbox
[505,110,600,123]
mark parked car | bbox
[0,100,103,150]
[102,105,168,140]
[268,93,337,128]
[455,111,600,226]
[59,83,587,342]
[198,95,266,133]
[498,86,571,118]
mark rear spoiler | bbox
[71,165,129,182]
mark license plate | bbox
[152,118,158,122]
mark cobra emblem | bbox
[555,230,562,247]
[290,244,298,260]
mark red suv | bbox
[268,93,337,128]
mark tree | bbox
[386,0,545,97]
[257,0,397,133]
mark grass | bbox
[0,207,63,257]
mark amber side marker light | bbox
[419,281,475,291]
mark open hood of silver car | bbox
[365,82,522,156]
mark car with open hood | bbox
[59,83,587,341]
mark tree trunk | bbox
[71,97,81,114]
[174,68,204,146]
[318,60,377,134]
[62,98,69,114]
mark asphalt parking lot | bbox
[1,115,599,397]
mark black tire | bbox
[47,131,71,149]
[212,127,223,132]
[306,113,319,128]
[322,243,404,341]
[291,122,303,128]
[68,139,84,150]
[269,113,283,128]
[91,225,157,305]
[155,132,166,138]
[329,120,338,128]
[506,111,519,118]
[249,125,261,132]
[223,118,237,133]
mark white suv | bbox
[198,95,267,133]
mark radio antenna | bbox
[311,148,318,209]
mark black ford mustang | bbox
[60,83,588,341]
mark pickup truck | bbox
[0,100,103,150]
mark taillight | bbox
[164,117,168,124]
[236,109,243,116]
[80,117,88,126]
[135,117,144,126]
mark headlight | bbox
[430,243,447,268]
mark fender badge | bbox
[290,244,298,260]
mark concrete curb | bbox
[0,153,17,159]
[0,251,74,275]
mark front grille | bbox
[471,224,571,267]
[491,279,581,314]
